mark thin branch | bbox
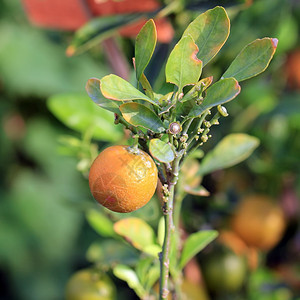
[159,156,180,299]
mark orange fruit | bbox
[231,195,286,251]
[89,145,158,213]
[285,49,300,89]
[218,230,258,270]
[65,269,116,300]
[201,248,247,293]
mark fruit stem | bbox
[159,156,180,299]
[132,134,139,149]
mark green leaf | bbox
[143,244,162,257]
[139,72,155,100]
[86,240,139,266]
[222,38,278,82]
[188,78,241,118]
[180,230,218,269]
[114,218,157,252]
[183,6,230,66]
[113,264,146,298]
[67,14,143,56]
[136,257,154,287]
[175,99,196,119]
[47,93,123,142]
[145,264,160,291]
[149,139,175,163]
[85,78,120,114]
[184,185,210,197]
[176,77,214,118]
[136,258,160,292]
[198,133,260,176]
[135,19,157,80]
[120,103,165,133]
[86,209,116,238]
[181,76,213,102]
[157,217,165,247]
[100,74,159,107]
[166,35,202,92]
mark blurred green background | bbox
[0,0,299,299]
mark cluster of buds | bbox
[162,184,170,202]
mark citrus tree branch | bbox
[159,156,180,299]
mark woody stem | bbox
[159,156,180,299]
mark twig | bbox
[159,156,180,299]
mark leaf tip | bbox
[207,76,214,85]
[233,78,241,93]
[66,46,75,57]
[271,38,279,49]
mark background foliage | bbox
[0,0,299,299]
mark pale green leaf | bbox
[86,209,116,238]
[180,230,218,269]
[113,264,146,298]
[149,139,175,163]
[157,217,165,247]
[114,218,156,252]
[100,74,159,107]
[198,133,260,176]
[47,93,123,142]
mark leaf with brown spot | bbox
[114,218,159,255]
[183,6,230,66]
[165,35,202,92]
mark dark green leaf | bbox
[176,99,196,119]
[188,78,241,118]
[67,14,143,56]
[149,139,175,163]
[198,133,260,176]
[120,103,165,133]
[181,76,213,102]
[176,77,214,118]
[85,78,120,114]
[166,35,202,92]
[100,74,159,107]
[183,6,230,66]
[135,19,157,80]
[180,230,218,269]
[47,93,123,142]
[222,38,278,81]
[86,209,116,238]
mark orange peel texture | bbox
[89,145,158,213]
